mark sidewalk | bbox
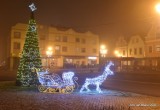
[0,87,159,110]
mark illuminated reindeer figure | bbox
[80,61,114,93]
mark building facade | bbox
[115,21,160,69]
[145,21,160,57]
[10,23,99,69]
[128,35,145,58]
[115,36,127,57]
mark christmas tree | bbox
[16,3,42,86]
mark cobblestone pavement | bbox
[0,88,160,110]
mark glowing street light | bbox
[46,47,53,57]
[114,50,121,57]
[155,3,160,13]
[100,45,108,57]
[46,46,53,68]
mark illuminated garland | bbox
[80,61,114,93]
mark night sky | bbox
[0,0,159,49]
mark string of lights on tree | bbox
[16,3,42,86]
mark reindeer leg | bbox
[96,84,102,93]
[80,85,85,93]
[80,83,91,93]
[85,84,91,92]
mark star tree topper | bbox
[29,3,37,12]
[29,3,37,32]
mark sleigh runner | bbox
[36,69,78,93]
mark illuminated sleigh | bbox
[36,70,78,93]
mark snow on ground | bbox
[0,88,159,110]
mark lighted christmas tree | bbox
[16,3,42,86]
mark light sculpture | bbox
[35,68,78,93]
[80,61,114,93]
[29,3,37,12]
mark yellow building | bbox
[145,21,160,57]
[128,35,145,58]
[115,36,127,57]
[10,23,99,69]
[115,35,145,58]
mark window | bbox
[13,42,20,50]
[92,40,96,44]
[134,48,137,55]
[93,49,97,53]
[40,35,45,40]
[62,46,67,52]
[129,49,132,55]
[123,50,125,56]
[76,38,80,42]
[14,32,21,38]
[149,46,152,53]
[76,48,80,52]
[55,45,60,54]
[81,38,86,44]
[62,36,67,42]
[156,33,160,39]
[132,39,134,44]
[55,36,61,42]
[156,45,160,52]
[81,48,86,53]
[139,48,142,55]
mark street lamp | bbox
[100,45,107,57]
[46,46,53,68]
[155,3,160,13]
[114,50,121,57]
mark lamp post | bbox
[46,47,53,68]
[114,50,122,57]
[100,45,107,65]
[100,45,107,57]
[155,3,160,13]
